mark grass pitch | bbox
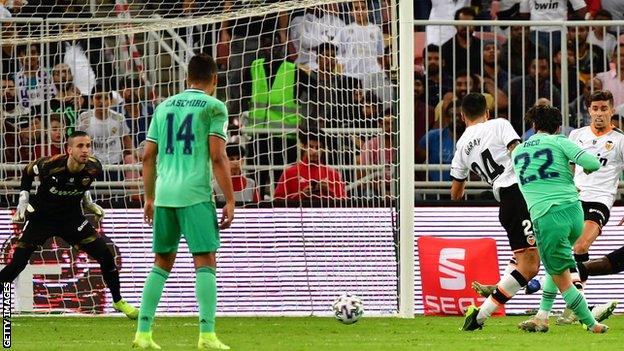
[9,315,624,350]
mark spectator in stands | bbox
[274,129,347,201]
[304,42,360,128]
[355,90,384,131]
[423,44,452,108]
[221,0,289,118]
[588,10,617,59]
[570,77,602,127]
[0,0,24,18]
[357,112,394,196]
[553,46,584,102]
[568,25,605,83]
[1,22,18,80]
[414,73,435,143]
[1,76,30,165]
[118,76,153,147]
[17,110,42,163]
[14,44,55,110]
[596,46,624,107]
[245,34,309,198]
[508,56,561,134]
[76,83,134,181]
[519,0,586,53]
[499,25,545,78]
[435,71,505,124]
[50,63,86,136]
[51,16,115,96]
[289,4,345,71]
[440,7,482,78]
[481,40,510,91]
[334,0,392,107]
[426,0,470,46]
[34,114,64,159]
[601,0,624,21]
[416,104,464,181]
[213,144,260,204]
[522,97,574,139]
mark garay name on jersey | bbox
[164,99,208,108]
[464,138,481,156]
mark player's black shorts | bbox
[581,201,611,228]
[498,184,537,251]
[19,213,97,248]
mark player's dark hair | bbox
[587,90,614,108]
[187,53,217,84]
[68,130,90,145]
[225,144,246,158]
[461,92,486,120]
[454,6,476,20]
[529,105,561,134]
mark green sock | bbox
[562,286,595,328]
[539,273,558,313]
[196,266,217,333]
[137,266,170,333]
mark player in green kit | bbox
[511,105,608,334]
[132,53,235,349]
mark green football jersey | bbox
[511,133,601,220]
[146,89,228,207]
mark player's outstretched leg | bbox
[81,237,138,319]
[133,264,170,350]
[196,263,229,350]
[0,245,36,283]
[466,249,539,331]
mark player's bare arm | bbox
[210,135,235,229]
[142,140,157,225]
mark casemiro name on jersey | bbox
[164,99,208,108]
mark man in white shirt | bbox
[334,0,392,106]
[289,4,345,71]
[76,83,134,181]
[451,93,540,331]
[587,10,617,59]
[520,0,587,52]
[553,90,621,324]
[426,0,470,46]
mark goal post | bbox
[0,0,415,317]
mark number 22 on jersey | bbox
[513,148,559,185]
[165,113,195,155]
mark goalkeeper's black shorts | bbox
[18,212,97,248]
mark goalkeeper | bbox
[0,131,138,319]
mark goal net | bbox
[0,0,404,316]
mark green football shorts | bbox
[152,201,220,254]
[533,201,584,275]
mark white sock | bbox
[536,309,549,320]
[477,270,525,324]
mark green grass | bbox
[8,315,624,350]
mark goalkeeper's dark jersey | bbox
[20,154,102,219]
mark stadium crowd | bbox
[1,0,624,202]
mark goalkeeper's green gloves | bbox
[82,191,105,222]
